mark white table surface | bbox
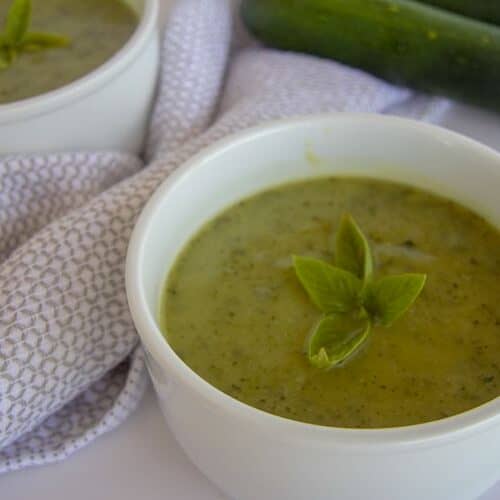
[2,2,500,499]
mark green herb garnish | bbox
[307,314,371,370]
[294,214,426,370]
[0,0,69,71]
[335,212,373,283]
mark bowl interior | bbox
[127,114,500,439]
[0,0,157,121]
[136,115,500,325]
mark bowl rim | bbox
[0,0,159,122]
[126,113,500,448]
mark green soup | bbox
[0,0,137,104]
[160,178,500,428]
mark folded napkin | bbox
[0,0,449,473]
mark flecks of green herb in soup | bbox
[160,177,500,428]
[0,0,137,103]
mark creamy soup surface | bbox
[0,0,137,103]
[161,177,500,428]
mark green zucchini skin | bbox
[417,0,500,26]
[241,0,500,112]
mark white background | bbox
[2,1,500,498]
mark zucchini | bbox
[416,1,500,26]
[241,0,500,112]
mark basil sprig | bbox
[0,0,69,71]
[294,214,426,370]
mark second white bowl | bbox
[0,0,159,155]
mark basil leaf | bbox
[22,32,70,49]
[5,0,31,45]
[364,273,426,326]
[293,255,362,314]
[308,314,371,369]
[335,214,373,282]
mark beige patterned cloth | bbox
[0,0,448,472]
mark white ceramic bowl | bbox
[0,0,159,155]
[126,114,500,500]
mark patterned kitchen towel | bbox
[0,0,449,472]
